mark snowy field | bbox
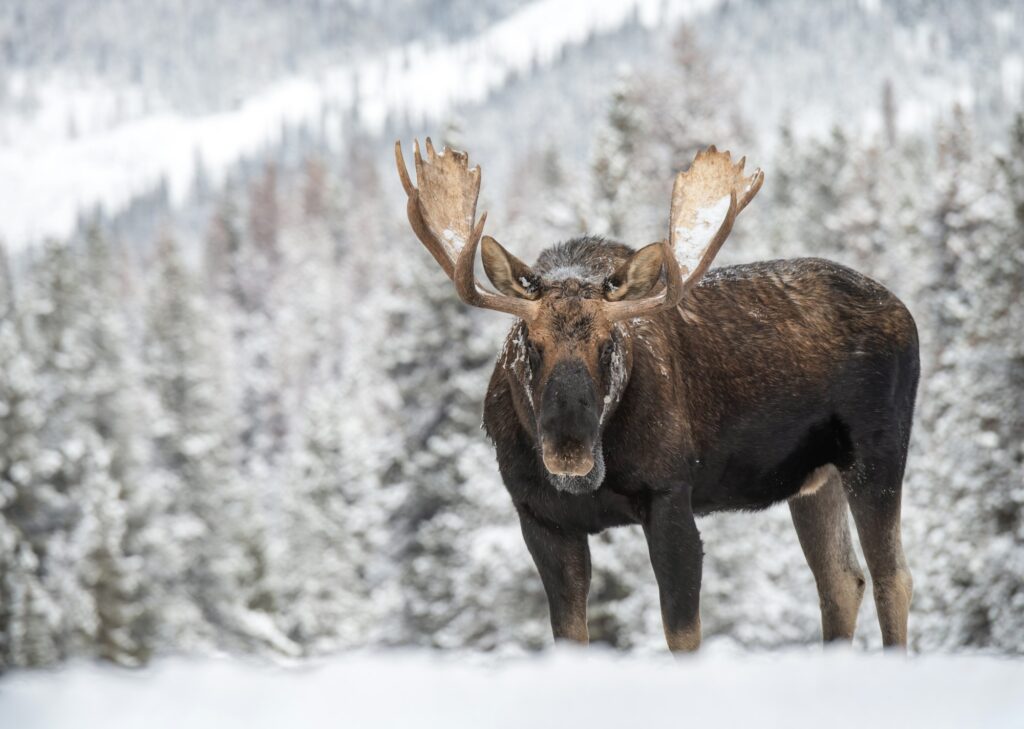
[1,648,1023,728]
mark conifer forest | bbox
[1,0,1023,675]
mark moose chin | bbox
[396,138,919,653]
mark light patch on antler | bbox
[673,194,731,276]
[667,147,762,288]
[413,138,480,262]
[442,228,466,259]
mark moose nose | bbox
[539,360,599,475]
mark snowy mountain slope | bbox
[0,0,537,106]
[1,648,1022,729]
[1,0,1021,251]
[0,0,721,250]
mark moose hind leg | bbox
[844,457,913,649]
[790,467,866,643]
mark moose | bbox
[395,138,918,652]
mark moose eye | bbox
[600,339,615,369]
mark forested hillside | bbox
[1,1,1022,666]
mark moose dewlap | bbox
[396,138,919,652]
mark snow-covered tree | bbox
[0,242,61,668]
[144,235,285,654]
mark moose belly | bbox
[689,413,854,515]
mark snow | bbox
[1,648,1022,729]
[4,0,1024,673]
[542,264,596,282]
[1002,55,1024,105]
[502,323,535,409]
[673,194,731,276]
[600,332,627,425]
[0,0,724,250]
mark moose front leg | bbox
[518,507,591,644]
[643,490,703,652]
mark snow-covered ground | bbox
[1,648,1022,728]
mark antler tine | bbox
[395,140,456,278]
[605,146,761,323]
[602,239,686,322]
[395,141,415,196]
[454,213,538,319]
[395,138,539,320]
[739,168,765,212]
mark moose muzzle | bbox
[539,360,600,477]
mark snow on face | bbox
[599,325,628,427]
[673,194,731,276]
[541,264,600,283]
[500,323,534,411]
[548,443,605,495]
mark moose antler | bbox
[396,139,538,319]
[604,146,763,322]
[670,145,763,283]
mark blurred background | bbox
[0,0,1022,671]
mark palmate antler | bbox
[396,140,761,323]
[603,146,764,322]
[395,139,537,319]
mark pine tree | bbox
[17,238,109,661]
[378,240,542,648]
[144,235,285,654]
[210,175,287,504]
[0,242,60,667]
[591,77,649,239]
[0,541,61,667]
[591,26,748,244]
[268,154,388,652]
[907,107,1024,652]
[801,126,853,261]
[76,224,151,665]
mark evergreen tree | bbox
[0,242,60,668]
[270,154,389,652]
[17,238,108,661]
[591,77,649,240]
[144,236,286,654]
[76,225,152,665]
[379,243,541,648]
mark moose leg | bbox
[844,459,913,649]
[789,468,866,643]
[643,490,703,653]
[518,508,591,644]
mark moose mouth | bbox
[542,441,606,495]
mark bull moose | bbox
[395,138,918,651]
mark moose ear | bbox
[604,242,664,302]
[481,236,541,300]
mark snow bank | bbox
[1,648,1021,728]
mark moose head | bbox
[395,139,763,494]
